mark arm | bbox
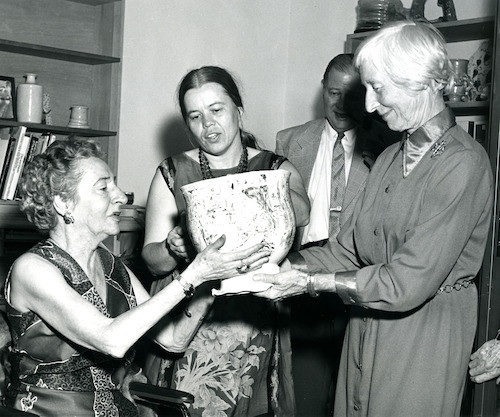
[253,263,337,302]
[302,149,493,312]
[142,168,185,276]
[279,159,310,227]
[9,237,271,358]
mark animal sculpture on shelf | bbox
[410,0,457,22]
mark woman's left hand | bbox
[186,235,271,285]
[252,268,308,301]
[469,339,500,383]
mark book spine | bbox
[0,136,16,197]
[1,134,31,200]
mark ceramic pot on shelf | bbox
[68,105,90,129]
[446,59,471,102]
[17,73,43,123]
[181,169,296,295]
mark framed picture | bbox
[0,76,15,120]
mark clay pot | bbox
[181,170,296,294]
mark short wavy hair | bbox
[354,20,453,93]
[19,139,103,232]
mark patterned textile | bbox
[5,239,139,417]
[146,149,295,417]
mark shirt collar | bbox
[324,119,356,146]
[403,107,455,177]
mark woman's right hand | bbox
[185,235,271,287]
[167,226,196,261]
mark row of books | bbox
[0,126,56,201]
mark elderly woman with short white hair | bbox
[255,20,494,417]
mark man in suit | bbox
[276,53,395,416]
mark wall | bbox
[118,0,495,206]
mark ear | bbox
[237,107,244,130]
[53,195,73,217]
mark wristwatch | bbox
[175,275,195,298]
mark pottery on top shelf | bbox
[181,169,295,295]
[17,73,43,123]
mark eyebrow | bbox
[93,176,111,186]
[187,101,226,114]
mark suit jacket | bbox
[276,118,393,249]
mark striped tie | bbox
[329,132,345,237]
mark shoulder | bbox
[10,251,63,291]
[277,119,323,140]
[439,125,491,175]
[249,149,287,169]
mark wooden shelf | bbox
[448,100,490,116]
[0,120,116,137]
[346,16,495,53]
[0,39,120,65]
[67,0,119,4]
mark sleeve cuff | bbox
[335,270,360,305]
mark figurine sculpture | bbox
[410,0,457,22]
[181,169,296,295]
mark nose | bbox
[114,186,128,205]
[364,88,378,114]
[202,113,215,128]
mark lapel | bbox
[342,129,375,217]
[291,119,324,187]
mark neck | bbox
[407,95,446,135]
[50,227,101,268]
[201,141,244,170]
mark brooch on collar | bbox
[431,139,447,158]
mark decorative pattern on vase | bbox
[181,169,295,295]
[181,169,295,265]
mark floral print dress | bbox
[147,150,295,417]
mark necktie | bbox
[329,132,345,237]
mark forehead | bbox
[75,157,112,184]
[360,64,386,85]
[324,69,359,90]
[184,82,232,108]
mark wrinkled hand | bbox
[252,268,307,301]
[469,339,500,383]
[167,226,196,261]
[188,235,271,284]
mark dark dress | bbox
[146,150,296,417]
[5,239,139,417]
[299,108,494,417]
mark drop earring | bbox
[63,212,74,224]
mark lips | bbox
[205,132,220,141]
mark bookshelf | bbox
[0,0,126,270]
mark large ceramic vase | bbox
[181,169,295,295]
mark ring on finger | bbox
[236,263,251,274]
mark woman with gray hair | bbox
[254,20,493,416]
[4,139,268,416]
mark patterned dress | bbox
[5,239,139,417]
[146,150,295,417]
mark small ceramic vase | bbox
[447,59,470,102]
[17,73,43,123]
[68,105,90,128]
[181,169,296,295]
